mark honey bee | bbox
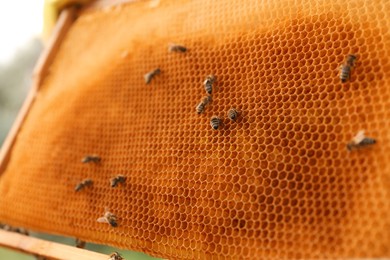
[202,95,212,105]
[15,227,29,236]
[203,75,216,94]
[210,116,222,130]
[340,54,357,83]
[109,252,124,260]
[75,179,93,192]
[196,101,206,114]
[110,175,126,188]
[1,225,29,235]
[227,108,239,121]
[196,96,212,114]
[97,209,118,227]
[75,238,86,248]
[144,68,161,84]
[81,155,101,164]
[168,43,187,53]
[2,224,11,231]
[346,130,376,151]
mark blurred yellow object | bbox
[43,0,94,40]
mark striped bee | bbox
[81,155,101,164]
[144,68,161,84]
[97,209,118,227]
[196,102,205,114]
[75,179,93,192]
[1,225,29,235]
[227,108,239,121]
[196,96,212,114]
[15,227,29,236]
[75,238,86,248]
[168,43,187,53]
[1,224,10,231]
[346,130,376,151]
[203,75,216,94]
[340,54,357,83]
[110,175,126,188]
[109,252,124,260]
[210,116,222,130]
[202,95,212,105]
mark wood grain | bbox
[0,230,108,260]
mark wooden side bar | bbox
[0,7,77,174]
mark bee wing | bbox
[144,73,151,83]
[97,217,108,223]
[168,43,175,52]
[353,130,366,144]
[110,178,116,187]
[338,64,347,74]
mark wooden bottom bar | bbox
[0,230,108,260]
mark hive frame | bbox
[1,0,389,258]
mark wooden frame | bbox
[0,7,76,174]
[0,4,110,260]
[0,230,108,260]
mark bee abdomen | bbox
[196,102,205,114]
[347,137,376,151]
[81,155,101,163]
[110,175,126,188]
[108,218,118,227]
[144,68,161,84]
[168,44,187,53]
[203,75,215,94]
[75,238,86,248]
[204,82,212,94]
[359,137,376,147]
[196,96,212,114]
[109,252,124,260]
[210,116,222,130]
[227,108,239,121]
[340,65,351,83]
[75,179,93,192]
[75,183,83,192]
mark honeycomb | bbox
[1,0,390,259]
